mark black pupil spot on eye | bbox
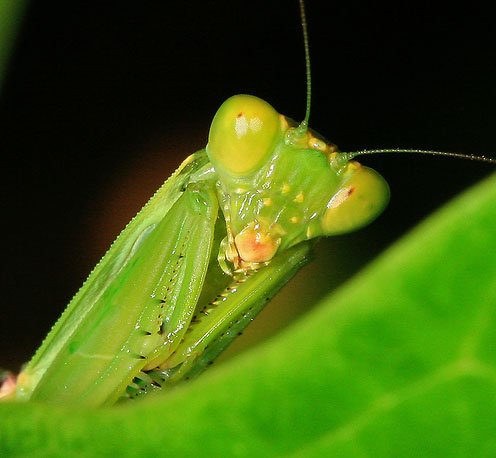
[347,187,355,197]
[237,112,243,118]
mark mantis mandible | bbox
[1,1,495,406]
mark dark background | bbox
[1,1,495,371]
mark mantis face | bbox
[207,94,390,270]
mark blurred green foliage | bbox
[0,0,28,91]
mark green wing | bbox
[17,151,218,406]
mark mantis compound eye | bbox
[321,164,390,235]
[207,95,281,177]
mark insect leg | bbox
[129,242,312,397]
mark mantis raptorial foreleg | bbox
[128,241,311,397]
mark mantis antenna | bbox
[343,149,496,165]
[297,0,495,166]
[299,0,312,130]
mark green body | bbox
[14,95,389,406]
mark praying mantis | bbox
[1,1,495,406]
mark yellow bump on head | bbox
[308,136,327,152]
[328,152,339,162]
[290,216,300,224]
[294,192,304,203]
[206,95,281,177]
[279,115,289,131]
[263,197,272,206]
[281,183,291,194]
[327,143,338,154]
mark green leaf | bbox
[1,173,496,457]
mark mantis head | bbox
[206,94,390,270]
